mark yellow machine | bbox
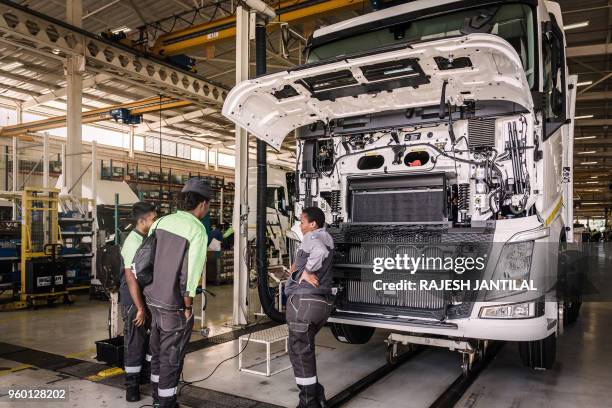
[0,188,70,310]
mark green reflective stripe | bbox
[222,227,234,239]
[121,230,143,267]
[153,211,208,297]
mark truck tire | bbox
[330,323,375,344]
[564,300,581,326]
[518,333,556,369]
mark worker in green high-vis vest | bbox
[120,202,157,403]
[144,178,210,408]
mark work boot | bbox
[125,374,141,402]
[151,381,159,407]
[158,395,178,408]
[316,383,327,408]
[140,361,151,385]
[297,384,320,408]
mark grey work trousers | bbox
[121,305,151,375]
[149,306,194,403]
[286,294,333,408]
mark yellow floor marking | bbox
[0,364,33,377]
[86,367,124,382]
[64,348,97,359]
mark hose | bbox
[255,21,285,324]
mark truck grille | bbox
[346,277,446,310]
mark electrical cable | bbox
[177,332,253,396]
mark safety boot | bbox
[159,395,179,408]
[297,384,321,408]
[125,374,141,402]
[140,361,151,385]
[151,381,159,407]
[316,383,327,408]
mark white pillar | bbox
[91,140,97,203]
[204,146,209,170]
[128,126,135,158]
[66,0,83,197]
[43,132,49,188]
[12,103,21,220]
[60,144,67,190]
[214,148,219,170]
[232,5,250,326]
[11,136,17,221]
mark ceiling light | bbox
[575,136,597,140]
[575,115,594,120]
[580,161,598,165]
[564,21,589,30]
[52,49,61,55]
[585,181,599,184]
[577,151,597,155]
[576,80,593,87]
[0,61,22,71]
[590,176,598,179]
[583,202,604,205]
[111,26,131,34]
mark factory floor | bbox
[0,287,611,407]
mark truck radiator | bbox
[346,277,446,310]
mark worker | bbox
[144,178,210,408]
[285,206,335,408]
[120,201,157,402]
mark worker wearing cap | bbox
[121,201,157,402]
[144,178,210,408]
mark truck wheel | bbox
[330,323,375,344]
[564,301,581,326]
[518,333,556,369]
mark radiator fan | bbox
[96,244,122,292]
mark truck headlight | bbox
[499,241,533,280]
[485,241,533,300]
[479,301,538,319]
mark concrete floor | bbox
[1,284,611,408]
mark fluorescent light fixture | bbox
[564,21,589,30]
[52,49,61,55]
[590,176,598,179]
[583,202,604,205]
[111,26,131,34]
[575,136,597,140]
[575,115,594,120]
[576,80,593,87]
[577,151,597,155]
[580,161,598,165]
[0,61,22,71]
[586,181,599,184]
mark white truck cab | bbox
[223,0,577,371]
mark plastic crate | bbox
[95,336,124,367]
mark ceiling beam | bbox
[576,119,612,126]
[577,91,612,102]
[567,43,611,58]
[22,73,111,110]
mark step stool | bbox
[238,324,291,377]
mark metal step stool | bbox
[238,324,291,377]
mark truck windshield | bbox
[308,3,535,88]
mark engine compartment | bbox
[297,100,539,228]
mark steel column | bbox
[232,5,250,326]
[43,132,49,188]
[66,0,83,198]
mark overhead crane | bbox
[0,97,191,138]
[151,0,366,55]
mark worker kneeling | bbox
[143,178,210,408]
[286,207,335,408]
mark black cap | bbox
[182,178,211,199]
